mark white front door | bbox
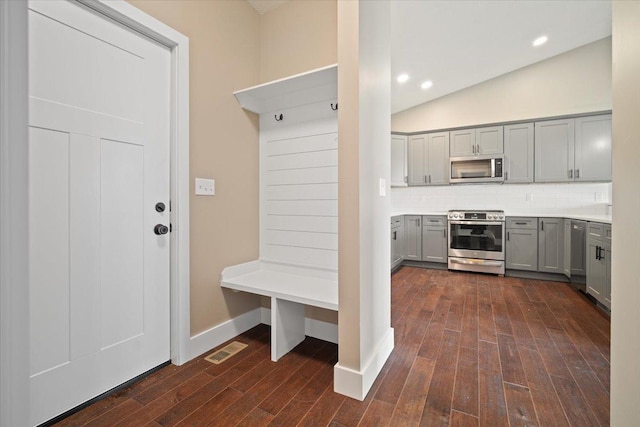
[28,1,171,424]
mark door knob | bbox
[154,224,169,235]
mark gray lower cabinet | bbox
[587,222,611,309]
[506,217,538,271]
[421,216,447,263]
[504,123,534,184]
[563,218,571,278]
[405,215,422,261]
[391,216,405,269]
[538,218,564,273]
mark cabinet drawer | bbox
[506,217,537,229]
[391,216,403,228]
[422,215,446,227]
[587,222,604,239]
[604,224,612,241]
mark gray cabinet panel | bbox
[450,129,475,156]
[476,126,504,155]
[428,132,450,185]
[563,219,571,278]
[586,238,606,301]
[405,216,422,261]
[422,216,447,263]
[538,218,564,273]
[506,228,538,271]
[574,114,612,182]
[391,135,408,187]
[604,245,611,309]
[408,135,427,185]
[534,119,574,183]
[570,221,587,277]
[391,216,405,269]
[504,123,534,184]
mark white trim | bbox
[0,1,30,425]
[187,308,262,361]
[333,327,394,401]
[260,307,338,344]
[0,1,190,424]
[75,0,191,366]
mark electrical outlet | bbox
[195,178,215,196]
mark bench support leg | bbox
[271,297,305,361]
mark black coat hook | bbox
[274,113,283,121]
[331,103,338,111]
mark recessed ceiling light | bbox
[397,73,409,83]
[532,35,548,47]
[421,80,433,90]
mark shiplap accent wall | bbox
[259,100,338,269]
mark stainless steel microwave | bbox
[449,155,504,184]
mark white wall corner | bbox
[334,327,394,401]
[259,307,338,344]
[187,308,261,361]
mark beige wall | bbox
[127,0,262,335]
[392,37,612,132]
[260,0,337,82]
[611,1,640,423]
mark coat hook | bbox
[274,113,283,121]
[331,103,338,111]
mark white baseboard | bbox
[260,307,338,344]
[186,307,261,361]
[333,327,395,401]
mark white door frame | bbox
[0,1,190,425]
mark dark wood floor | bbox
[54,267,610,426]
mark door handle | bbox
[154,224,169,235]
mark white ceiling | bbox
[245,1,612,114]
[391,0,612,114]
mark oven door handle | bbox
[448,220,504,226]
[449,258,504,267]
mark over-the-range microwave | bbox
[449,155,504,184]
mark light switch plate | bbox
[195,178,215,196]
[379,178,386,197]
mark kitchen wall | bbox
[127,0,261,335]
[392,182,612,216]
[259,0,337,83]
[611,1,640,423]
[392,37,612,132]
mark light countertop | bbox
[391,211,612,224]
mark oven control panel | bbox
[448,210,505,221]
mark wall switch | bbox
[379,178,386,197]
[525,193,533,201]
[195,178,215,196]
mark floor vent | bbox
[204,341,248,364]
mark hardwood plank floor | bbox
[54,267,610,426]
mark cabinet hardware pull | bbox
[569,169,573,179]
[541,220,544,231]
[505,171,508,181]
[515,222,526,225]
[472,145,475,154]
[424,175,427,183]
[507,231,510,241]
[576,169,580,179]
[393,231,397,240]
[428,175,431,183]
[476,144,480,153]
[596,246,600,260]
[443,229,446,238]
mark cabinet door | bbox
[586,239,606,303]
[538,218,564,273]
[570,221,587,277]
[422,226,447,263]
[405,216,422,261]
[506,228,538,271]
[427,132,450,185]
[391,135,408,187]
[396,220,406,262]
[408,135,427,186]
[504,123,534,184]
[534,119,574,182]
[390,228,396,267]
[574,114,612,182]
[476,126,504,155]
[450,129,475,156]
[563,219,571,278]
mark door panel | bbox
[534,119,574,182]
[428,132,450,185]
[28,1,171,424]
[504,123,534,184]
[408,135,426,185]
[574,114,612,182]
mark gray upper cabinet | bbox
[421,216,447,263]
[534,119,575,183]
[476,126,504,155]
[405,216,422,261]
[450,127,503,157]
[574,114,612,182]
[538,217,564,273]
[450,129,475,156]
[408,132,449,186]
[504,123,534,184]
[506,217,538,271]
[391,134,408,187]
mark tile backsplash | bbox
[391,182,612,215]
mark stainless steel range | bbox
[448,210,505,275]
